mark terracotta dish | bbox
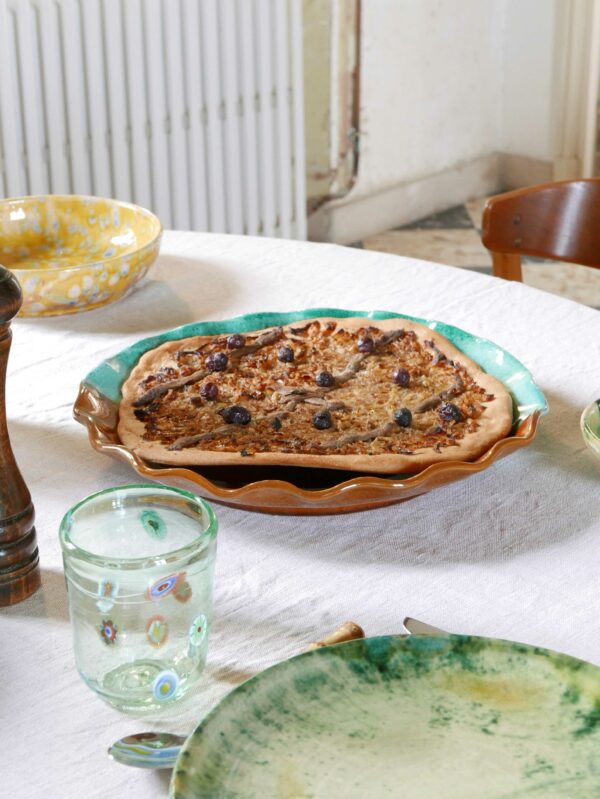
[74,309,547,515]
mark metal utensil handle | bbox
[403,617,449,636]
[306,621,366,650]
[308,617,449,652]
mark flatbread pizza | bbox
[118,317,514,473]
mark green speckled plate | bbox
[171,635,600,799]
[75,308,547,514]
[581,399,600,461]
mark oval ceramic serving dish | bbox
[170,634,600,799]
[74,309,547,515]
[0,195,161,316]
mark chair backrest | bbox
[482,179,600,275]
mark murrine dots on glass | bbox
[188,614,208,657]
[140,510,167,540]
[96,578,118,612]
[153,670,178,702]
[145,615,169,648]
[100,619,118,645]
[147,573,180,600]
[174,579,192,604]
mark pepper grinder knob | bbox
[0,266,40,605]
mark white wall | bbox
[355,0,506,200]
[501,0,558,160]
[356,0,560,196]
[308,0,562,241]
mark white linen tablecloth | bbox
[3,231,600,797]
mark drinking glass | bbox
[59,484,217,711]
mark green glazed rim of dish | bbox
[85,308,548,426]
[0,194,163,275]
[169,633,599,797]
[59,483,217,568]
[581,400,600,438]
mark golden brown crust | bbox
[118,317,514,474]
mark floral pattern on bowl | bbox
[0,195,161,316]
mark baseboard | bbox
[307,152,553,244]
[500,153,553,189]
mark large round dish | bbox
[580,399,600,460]
[170,634,600,798]
[0,195,161,316]
[73,308,547,515]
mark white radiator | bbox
[0,0,306,238]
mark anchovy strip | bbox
[276,386,328,400]
[377,329,406,347]
[302,399,347,410]
[169,397,348,451]
[234,327,284,357]
[169,398,299,450]
[425,425,444,435]
[134,327,284,407]
[424,337,453,366]
[414,396,442,413]
[414,375,465,414]
[439,375,464,400]
[134,368,210,406]
[319,421,397,450]
[275,328,406,397]
[175,349,206,357]
[168,425,236,450]
[334,353,367,385]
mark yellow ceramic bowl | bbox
[0,195,162,316]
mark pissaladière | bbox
[117,317,514,473]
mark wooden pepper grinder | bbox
[0,266,40,605]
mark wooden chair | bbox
[481,179,600,281]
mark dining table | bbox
[3,230,600,798]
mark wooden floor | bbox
[349,196,600,308]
